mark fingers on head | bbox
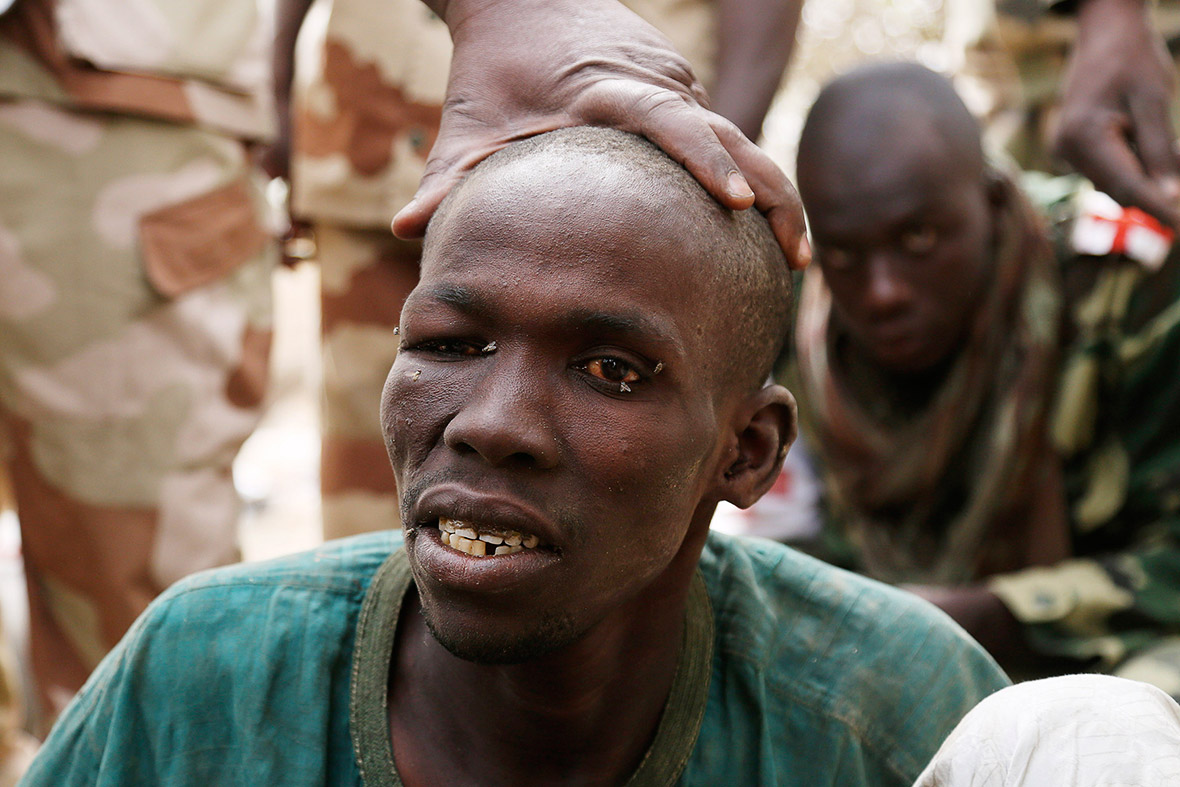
[391,137,507,239]
[574,82,748,207]
[709,117,808,269]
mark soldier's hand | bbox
[393,0,809,269]
[1056,0,1180,229]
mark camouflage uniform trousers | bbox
[317,224,417,540]
[0,98,275,727]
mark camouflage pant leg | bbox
[317,224,418,540]
[0,100,275,723]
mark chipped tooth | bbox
[523,534,539,549]
[440,519,457,533]
[479,533,504,545]
[469,539,486,557]
[504,533,522,546]
[455,527,477,540]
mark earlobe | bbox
[717,385,798,509]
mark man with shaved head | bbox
[793,62,1180,693]
[23,127,1004,785]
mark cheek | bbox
[380,356,454,475]
[575,408,715,544]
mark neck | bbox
[388,524,709,787]
[837,336,957,418]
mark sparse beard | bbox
[417,602,580,665]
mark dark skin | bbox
[796,69,1069,674]
[797,85,997,377]
[380,147,795,786]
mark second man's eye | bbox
[900,225,937,255]
[585,357,641,384]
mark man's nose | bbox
[863,253,912,316]
[442,354,559,469]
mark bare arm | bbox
[711,0,802,141]
[395,0,809,269]
[258,0,316,180]
[1055,0,1180,228]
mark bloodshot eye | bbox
[584,357,641,384]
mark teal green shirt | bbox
[22,531,1008,786]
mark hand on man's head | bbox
[1055,0,1180,229]
[393,0,809,269]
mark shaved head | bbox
[430,126,792,395]
[797,62,984,194]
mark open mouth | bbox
[438,517,541,558]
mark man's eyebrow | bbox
[419,283,477,310]
[410,286,684,352]
[562,310,684,352]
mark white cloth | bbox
[914,674,1180,786]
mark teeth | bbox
[438,517,542,558]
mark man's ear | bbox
[714,385,798,509]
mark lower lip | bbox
[872,330,924,357]
[411,527,559,594]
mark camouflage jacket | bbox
[987,174,1180,673]
[0,0,274,140]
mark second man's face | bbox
[802,141,996,374]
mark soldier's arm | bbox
[1054,0,1180,228]
[710,0,803,141]
[396,0,809,270]
[259,0,316,181]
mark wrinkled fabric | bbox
[987,191,1180,678]
[22,530,1008,786]
[913,674,1180,786]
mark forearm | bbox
[273,0,315,113]
[267,0,316,178]
[711,0,802,140]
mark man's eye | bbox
[900,225,937,255]
[418,339,483,356]
[584,357,641,384]
[818,247,855,271]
